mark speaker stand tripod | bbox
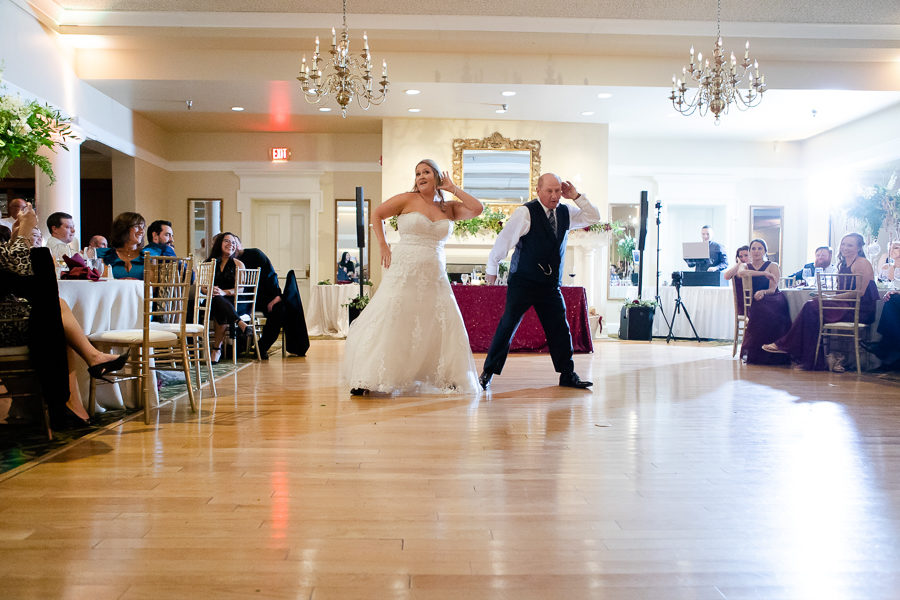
[665,283,702,343]
[653,201,671,333]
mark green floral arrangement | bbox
[627,298,657,309]
[0,68,77,183]
[343,294,370,310]
[497,260,510,279]
[388,206,507,237]
[617,235,636,258]
[583,221,626,236]
[849,184,900,238]
[317,279,332,285]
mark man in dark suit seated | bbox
[685,225,728,272]
[236,245,309,358]
[789,245,833,283]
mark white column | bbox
[36,133,83,245]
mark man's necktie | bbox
[547,209,557,236]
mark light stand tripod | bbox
[665,272,702,343]
[654,200,671,332]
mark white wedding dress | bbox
[343,212,479,394]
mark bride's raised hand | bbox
[437,171,458,194]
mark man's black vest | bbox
[509,200,570,286]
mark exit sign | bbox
[271,147,290,161]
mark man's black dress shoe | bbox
[478,370,492,390]
[559,372,593,389]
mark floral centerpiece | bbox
[0,68,77,183]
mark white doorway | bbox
[252,199,311,306]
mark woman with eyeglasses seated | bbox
[98,212,146,280]
[763,232,879,370]
[1,205,128,428]
[878,240,899,282]
[205,232,253,363]
[736,239,791,365]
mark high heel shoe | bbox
[211,345,223,365]
[51,406,92,430]
[87,350,130,383]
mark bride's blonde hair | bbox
[410,159,446,211]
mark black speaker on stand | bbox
[619,191,655,341]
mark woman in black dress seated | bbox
[336,252,357,283]
[737,239,791,365]
[1,206,128,428]
[763,232,879,370]
[205,232,253,363]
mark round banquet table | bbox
[57,279,156,411]
[306,284,370,337]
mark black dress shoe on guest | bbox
[51,406,93,430]
[478,370,492,390]
[559,372,593,389]
[87,351,130,383]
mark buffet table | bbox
[58,279,151,410]
[452,285,593,353]
[306,283,371,338]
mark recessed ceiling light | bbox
[231,106,244,112]
[318,107,332,112]
[597,93,613,99]
[501,91,516,97]
[405,89,421,95]
[581,111,595,116]
[408,108,421,113]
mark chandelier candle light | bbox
[297,0,389,118]
[669,0,766,123]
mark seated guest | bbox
[99,212,146,279]
[145,220,177,257]
[789,245,834,284]
[88,235,108,249]
[763,233,879,370]
[685,225,728,272]
[336,251,357,282]
[1,205,128,428]
[723,245,750,282]
[236,240,310,358]
[205,232,253,363]
[45,211,79,261]
[877,240,899,282]
[0,225,10,243]
[0,196,27,231]
[737,239,791,365]
[863,291,899,369]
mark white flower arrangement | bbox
[0,67,76,183]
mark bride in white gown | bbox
[344,159,484,395]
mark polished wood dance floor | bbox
[1,339,899,599]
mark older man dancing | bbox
[479,173,600,390]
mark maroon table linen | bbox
[451,285,593,354]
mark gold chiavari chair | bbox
[814,271,870,374]
[88,255,196,424]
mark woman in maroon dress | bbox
[738,239,792,365]
[763,233,879,370]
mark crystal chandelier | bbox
[297,0,389,118]
[669,0,766,123]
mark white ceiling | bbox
[30,0,900,141]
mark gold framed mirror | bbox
[335,198,370,283]
[750,206,784,264]
[452,132,541,204]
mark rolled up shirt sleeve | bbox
[566,194,601,230]
[486,206,531,276]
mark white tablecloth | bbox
[58,279,152,410]
[306,284,370,337]
[652,285,735,340]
